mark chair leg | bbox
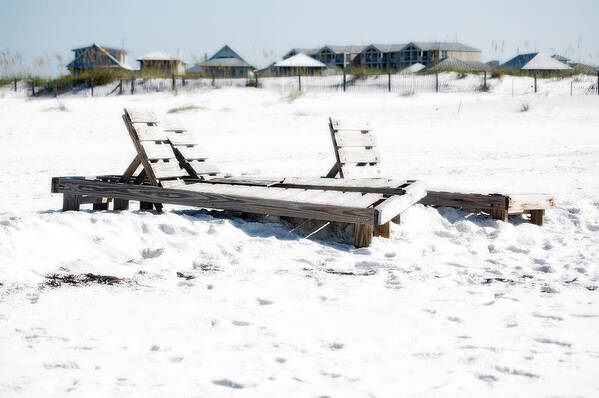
[373,222,390,238]
[63,194,80,211]
[93,202,109,210]
[530,209,545,226]
[140,201,154,211]
[113,199,129,211]
[354,223,373,248]
[491,208,508,222]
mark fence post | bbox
[388,71,391,92]
[298,71,302,92]
[182,77,186,87]
[597,71,599,95]
[570,80,573,96]
[119,79,123,95]
[172,73,175,90]
[14,78,17,92]
[91,78,94,97]
[31,80,35,96]
[534,71,537,93]
[53,80,57,97]
[484,71,487,90]
[343,68,346,92]
[435,72,439,92]
[131,78,134,94]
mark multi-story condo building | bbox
[283,42,481,71]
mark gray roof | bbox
[426,56,490,72]
[408,42,480,52]
[193,57,253,68]
[286,41,480,57]
[501,53,538,70]
[275,53,327,68]
[551,54,571,63]
[521,53,572,70]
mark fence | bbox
[3,71,599,98]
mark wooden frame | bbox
[50,111,430,248]
[419,191,553,226]
[326,117,553,227]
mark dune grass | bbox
[167,105,204,114]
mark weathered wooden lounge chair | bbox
[325,117,554,226]
[51,109,427,247]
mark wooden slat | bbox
[202,177,283,187]
[508,194,554,213]
[338,148,380,164]
[278,177,407,194]
[52,178,375,224]
[150,161,187,179]
[330,119,370,131]
[136,125,167,141]
[125,109,157,123]
[374,181,427,225]
[160,179,187,189]
[168,132,197,146]
[419,191,508,211]
[335,131,376,147]
[162,121,188,132]
[189,160,220,175]
[141,141,177,161]
[340,165,382,179]
[176,146,209,160]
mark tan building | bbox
[137,51,187,75]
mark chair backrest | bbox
[328,118,381,178]
[122,108,187,189]
[162,121,221,180]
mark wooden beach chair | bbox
[51,109,427,247]
[325,117,553,226]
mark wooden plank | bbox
[419,191,508,211]
[168,132,197,146]
[530,209,545,226]
[340,165,382,179]
[175,146,209,160]
[508,194,554,213]
[125,109,157,123]
[188,160,220,175]
[150,161,187,179]
[51,177,376,224]
[374,181,427,225]
[338,148,380,164]
[136,125,167,141]
[141,141,177,161]
[354,224,373,247]
[330,119,370,131]
[335,131,376,147]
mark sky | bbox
[1,0,598,76]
